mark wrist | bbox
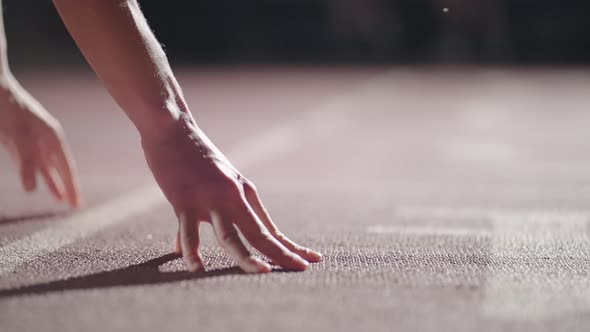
[0,74,23,118]
[0,72,17,97]
[136,103,201,144]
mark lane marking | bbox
[444,138,518,167]
[367,225,489,237]
[442,98,590,179]
[484,210,590,320]
[367,206,590,320]
[0,69,394,275]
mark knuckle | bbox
[242,180,257,194]
[273,231,287,241]
[208,177,241,202]
[235,172,246,183]
[250,231,272,244]
[223,182,242,198]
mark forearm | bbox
[0,2,26,107]
[0,0,9,78]
[0,0,20,96]
[52,0,193,138]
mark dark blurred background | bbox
[3,0,590,69]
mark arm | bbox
[0,0,9,76]
[0,0,81,207]
[52,0,187,138]
[53,0,321,273]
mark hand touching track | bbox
[0,76,82,208]
[52,0,321,273]
[142,119,322,273]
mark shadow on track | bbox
[0,211,67,226]
[0,253,245,299]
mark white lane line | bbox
[484,211,590,320]
[438,96,525,170]
[367,225,490,237]
[0,70,393,275]
[368,206,590,320]
[441,98,590,179]
[444,138,518,167]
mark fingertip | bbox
[54,192,64,202]
[66,195,75,208]
[23,176,36,192]
[66,183,83,208]
[68,199,79,210]
[298,259,310,271]
[184,256,205,273]
[304,249,322,263]
[187,264,204,273]
[255,260,272,273]
[71,195,85,209]
[291,246,322,263]
[243,257,271,274]
[288,254,309,272]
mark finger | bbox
[1,138,19,163]
[175,228,182,254]
[231,198,308,271]
[16,148,36,192]
[40,147,65,201]
[178,211,204,272]
[210,211,271,274]
[52,138,82,208]
[244,184,322,263]
[39,163,65,202]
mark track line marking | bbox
[0,69,394,275]
[444,138,518,167]
[483,210,590,320]
[367,225,489,237]
[367,206,590,320]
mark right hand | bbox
[141,117,322,273]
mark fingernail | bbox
[308,250,323,262]
[293,254,309,270]
[300,258,310,268]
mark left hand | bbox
[0,75,82,208]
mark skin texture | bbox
[46,0,321,273]
[0,0,81,208]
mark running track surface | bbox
[1,67,590,332]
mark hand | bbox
[0,75,82,208]
[141,118,322,273]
